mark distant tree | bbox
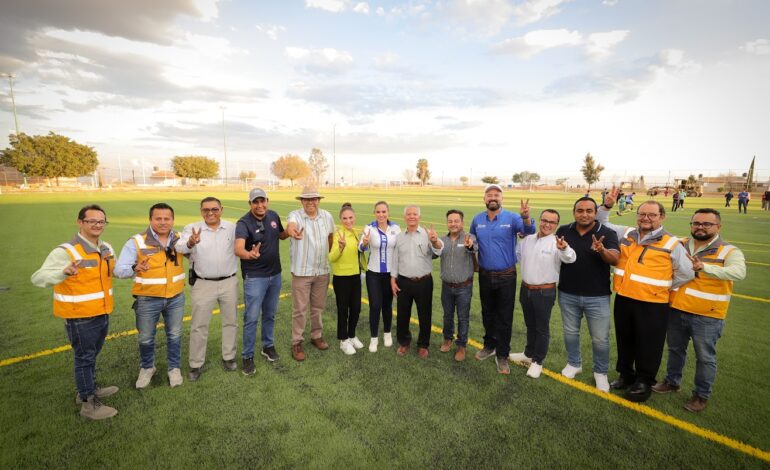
[1,132,98,186]
[307,148,328,185]
[481,176,500,184]
[459,176,469,186]
[512,171,539,187]
[239,170,256,182]
[512,173,523,185]
[416,158,430,186]
[580,153,605,189]
[555,177,568,186]
[402,169,415,183]
[687,174,698,185]
[271,154,310,186]
[171,155,219,184]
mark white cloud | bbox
[305,0,347,13]
[353,2,370,14]
[256,24,286,41]
[285,46,354,74]
[494,29,583,58]
[585,30,629,60]
[373,51,399,68]
[602,0,618,5]
[741,38,770,55]
[444,0,514,35]
[513,0,571,26]
[191,0,221,21]
[376,6,385,16]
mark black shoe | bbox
[242,357,256,376]
[625,381,652,403]
[610,376,632,390]
[261,346,280,362]
[188,367,202,382]
[222,359,237,371]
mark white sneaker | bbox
[561,364,583,379]
[594,372,610,393]
[369,337,379,353]
[135,367,156,389]
[340,339,356,355]
[168,368,183,388]
[509,352,532,365]
[526,362,543,378]
[350,337,364,349]
[383,332,393,347]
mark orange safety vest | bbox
[53,236,114,319]
[613,227,679,304]
[670,237,735,319]
[131,228,185,298]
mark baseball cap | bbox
[248,188,268,202]
[484,184,503,193]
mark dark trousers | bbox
[65,314,109,402]
[671,200,678,212]
[725,199,731,207]
[738,200,747,213]
[614,294,669,385]
[395,275,433,348]
[479,270,517,358]
[519,285,556,364]
[366,271,393,337]
[333,274,361,340]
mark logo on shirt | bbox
[477,224,487,229]
[270,221,278,229]
[500,224,511,228]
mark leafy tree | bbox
[1,132,98,186]
[481,176,500,184]
[459,176,469,186]
[687,174,698,185]
[239,170,256,182]
[307,148,328,185]
[512,171,539,186]
[416,158,430,186]
[555,177,568,186]
[171,155,219,184]
[580,153,605,189]
[271,154,310,186]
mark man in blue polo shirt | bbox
[234,188,289,375]
[470,184,535,374]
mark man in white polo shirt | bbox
[285,187,335,361]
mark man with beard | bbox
[538,197,619,392]
[652,209,745,412]
[470,184,535,374]
[598,189,694,402]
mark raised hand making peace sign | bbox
[556,236,568,251]
[63,259,82,276]
[591,234,606,252]
[520,199,531,220]
[186,227,202,248]
[337,230,347,251]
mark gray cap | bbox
[248,188,268,202]
[484,183,503,193]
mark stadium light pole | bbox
[0,73,20,138]
[333,123,336,189]
[220,106,228,186]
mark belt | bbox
[522,282,556,290]
[399,274,431,282]
[198,273,237,282]
[444,278,473,288]
[481,266,516,276]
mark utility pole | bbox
[0,73,20,137]
[221,106,228,186]
[333,123,336,189]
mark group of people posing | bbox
[32,185,746,421]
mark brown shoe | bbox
[652,380,681,394]
[684,394,708,413]
[454,346,466,362]
[418,347,429,359]
[310,337,329,350]
[439,339,453,353]
[292,343,306,361]
[397,344,409,356]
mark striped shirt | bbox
[287,208,335,276]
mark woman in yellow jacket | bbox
[329,203,366,355]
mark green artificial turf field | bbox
[1,188,768,468]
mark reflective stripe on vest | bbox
[670,237,735,319]
[53,288,114,303]
[613,229,676,303]
[131,230,185,298]
[53,238,114,318]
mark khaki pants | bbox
[188,276,239,368]
[291,274,329,344]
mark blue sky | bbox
[0,0,768,185]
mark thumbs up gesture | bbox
[249,242,262,260]
[63,259,82,276]
[187,227,201,248]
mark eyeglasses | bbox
[201,207,221,213]
[81,219,108,227]
[690,222,718,228]
[637,213,660,219]
[539,219,559,225]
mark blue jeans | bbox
[441,282,472,346]
[665,308,724,399]
[134,294,185,370]
[558,291,611,374]
[243,274,281,358]
[65,314,109,402]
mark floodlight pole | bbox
[0,73,20,137]
[333,123,336,189]
[221,106,228,186]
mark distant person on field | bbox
[737,190,749,214]
[762,192,768,211]
[391,205,444,359]
[438,209,477,362]
[175,197,239,382]
[652,209,746,413]
[115,203,186,389]
[509,209,576,379]
[678,190,686,209]
[671,191,679,212]
[724,191,733,207]
[31,204,119,420]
